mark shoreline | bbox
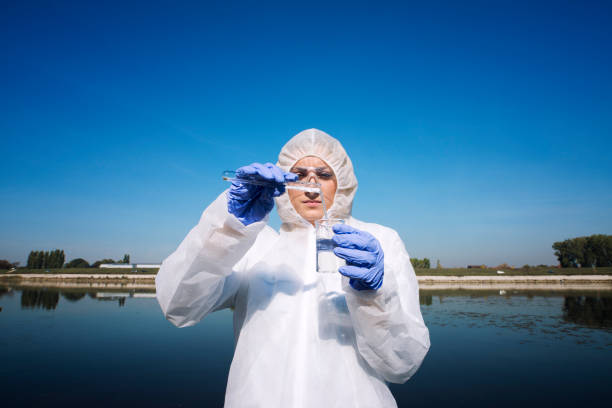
[418,275,612,290]
[2,273,612,291]
[0,274,157,289]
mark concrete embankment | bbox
[418,275,612,290]
[0,274,156,290]
[2,273,612,291]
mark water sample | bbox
[315,218,345,273]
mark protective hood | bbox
[275,128,358,226]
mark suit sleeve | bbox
[155,190,268,328]
[343,228,431,383]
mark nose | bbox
[305,190,319,200]
[305,171,320,200]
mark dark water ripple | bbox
[1,284,611,407]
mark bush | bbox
[0,259,15,270]
[411,257,431,269]
[553,235,612,267]
[92,259,115,268]
[65,258,90,268]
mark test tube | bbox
[222,170,321,193]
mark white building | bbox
[99,263,161,269]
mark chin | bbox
[299,208,323,222]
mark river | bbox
[1,284,610,407]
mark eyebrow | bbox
[291,166,331,172]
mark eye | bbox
[291,170,307,179]
[317,172,333,179]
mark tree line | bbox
[553,234,612,268]
[24,250,131,269]
[411,258,431,268]
[26,250,65,269]
[0,259,19,270]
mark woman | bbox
[156,128,430,407]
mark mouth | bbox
[303,200,321,207]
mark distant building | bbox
[467,264,487,269]
[99,263,161,269]
[135,264,161,268]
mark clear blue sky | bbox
[1,1,611,267]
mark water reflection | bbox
[1,283,611,407]
[21,288,59,310]
[563,296,612,328]
[417,288,612,349]
[94,292,128,307]
[0,286,157,310]
[420,293,433,306]
[61,292,85,302]
[4,284,612,331]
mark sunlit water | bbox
[1,285,611,407]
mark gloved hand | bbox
[228,162,298,226]
[332,224,384,291]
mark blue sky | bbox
[1,1,611,267]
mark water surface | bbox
[1,285,610,407]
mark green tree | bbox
[26,249,65,269]
[92,258,115,268]
[53,249,64,268]
[65,258,90,268]
[35,251,43,269]
[48,251,54,268]
[410,257,431,269]
[29,251,36,268]
[569,237,586,267]
[52,250,60,268]
[0,260,14,270]
[553,240,580,267]
[45,250,52,268]
[51,250,59,268]
[588,234,612,267]
[553,235,612,268]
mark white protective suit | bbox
[156,129,430,408]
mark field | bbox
[413,266,612,276]
[3,266,612,276]
[1,267,160,275]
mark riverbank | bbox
[413,266,612,276]
[0,274,156,290]
[418,275,612,290]
[2,273,612,291]
[4,266,611,276]
[2,268,159,275]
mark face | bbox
[288,156,337,225]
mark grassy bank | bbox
[0,267,159,275]
[414,266,612,276]
[3,266,612,276]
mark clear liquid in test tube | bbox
[222,170,321,193]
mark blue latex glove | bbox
[227,162,298,226]
[332,224,384,291]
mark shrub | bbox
[65,258,90,268]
